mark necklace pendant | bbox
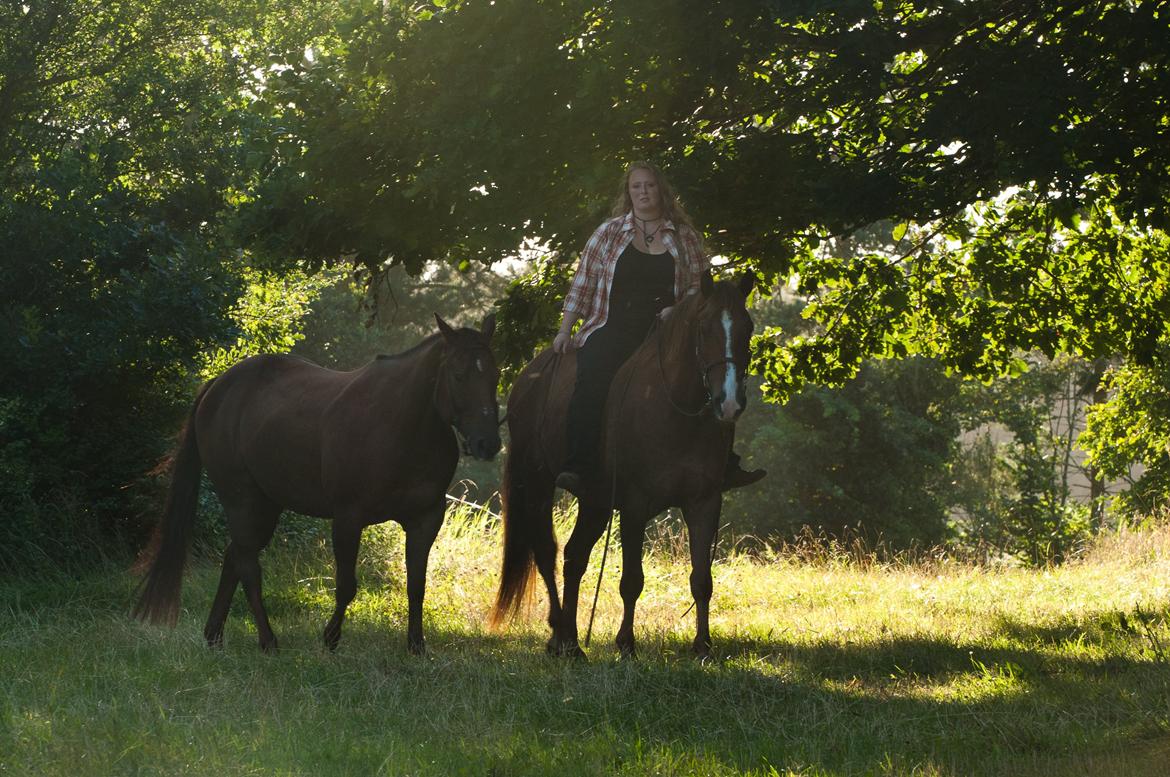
[646,234,654,245]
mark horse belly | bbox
[612,429,725,511]
[212,431,328,517]
[321,435,458,524]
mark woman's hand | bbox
[553,332,573,354]
[657,305,674,321]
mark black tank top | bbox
[605,243,675,342]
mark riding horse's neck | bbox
[655,307,708,407]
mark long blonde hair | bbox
[609,161,697,232]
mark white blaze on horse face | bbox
[720,310,742,419]
[476,357,484,373]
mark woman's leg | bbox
[562,328,627,479]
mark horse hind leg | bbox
[518,473,562,642]
[203,544,241,648]
[221,497,281,653]
[556,494,611,658]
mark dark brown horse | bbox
[492,274,755,658]
[134,314,501,653]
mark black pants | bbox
[563,324,646,474]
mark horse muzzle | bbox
[712,387,747,423]
[455,419,501,460]
[466,432,502,461]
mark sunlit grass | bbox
[1,508,1169,776]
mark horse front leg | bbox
[404,503,444,655]
[555,495,611,658]
[323,519,363,651]
[683,495,721,659]
[615,511,648,658]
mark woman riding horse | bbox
[552,161,764,493]
[494,162,762,657]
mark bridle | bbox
[655,314,744,419]
[435,344,498,455]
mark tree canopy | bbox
[3,0,1168,565]
[240,0,1169,390]
[0,0,330,561]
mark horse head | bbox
[694,272,756,422]
[434,313,502,460]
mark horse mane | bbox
[653,288,705,363]
[647,278,746,364]
[375,332,444,362]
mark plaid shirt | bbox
[563,212,709,346]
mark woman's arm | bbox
[555,220,612,352]
[552,308,581,353]
[678,224,711,296]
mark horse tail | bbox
[132,380,213,626]
[490,449,538,627]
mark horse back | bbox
[507,348,575,476]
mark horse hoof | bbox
[260,638,279,655]
[616,639,637,660]
[408,638,427,656]
[204,630,224,650]
[547,638,586,659]
[561,643,587,660]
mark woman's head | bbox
[610,161,694,228]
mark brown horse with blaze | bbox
[492,274,755,658]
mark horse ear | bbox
[480,312,496,340]
[700,272,714,297]
[435,314,456,341]
[738,272,756,298]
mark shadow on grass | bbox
[190,587,1170,777]
[8,559,1169,777]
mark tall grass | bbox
[1,504,1168,776]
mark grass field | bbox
[2,507,1169,776]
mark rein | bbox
[532,347,614,649]
[654,314,738,419]
[583,319,653,647]
[585,310,725,645]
